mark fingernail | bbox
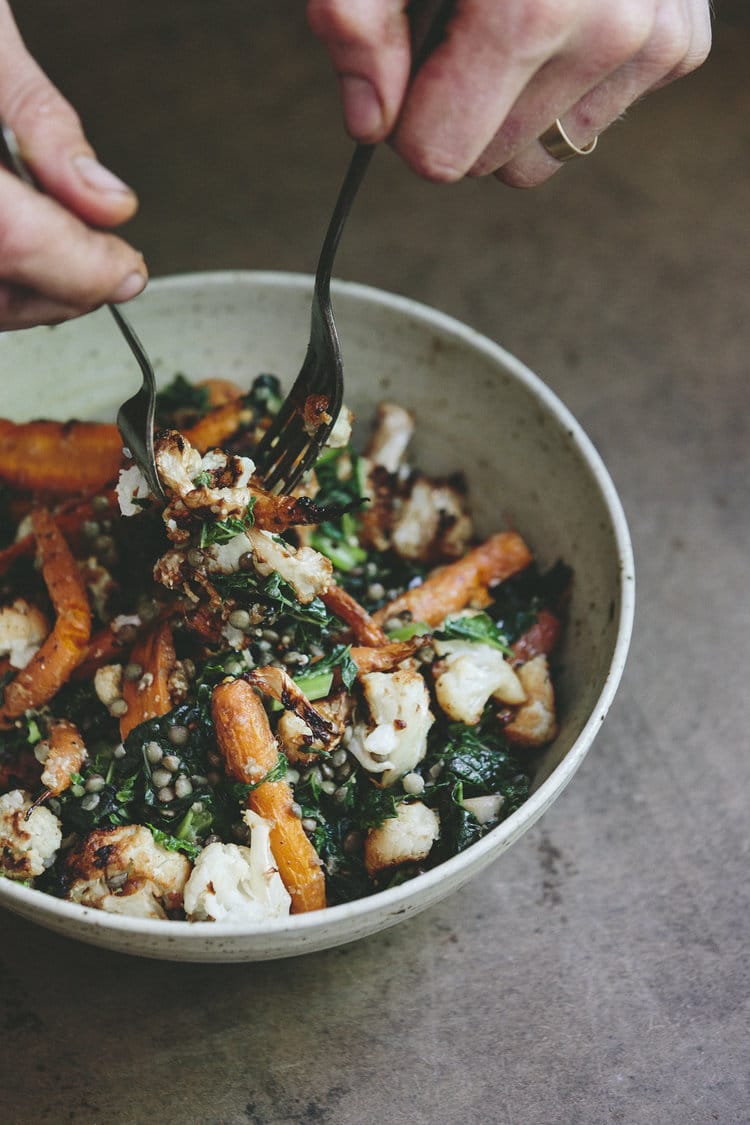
[112,271,147,302]
[73,154,133,195]
[340,75,383,138]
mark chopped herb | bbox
[147,825,203,861]
[199,499,256,547]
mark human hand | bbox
[307,0,712,186]
[0,2,147,329]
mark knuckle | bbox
[5,76,82,142]
[508,0,579,58]
[635,0,712,82]
[0,187,137,305]
[595,1,655,66]
[645,7,692,72]
[665,11,713,79]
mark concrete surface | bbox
[2,3,748,1122]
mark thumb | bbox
[307,0,412,142]
[0,3,138,229]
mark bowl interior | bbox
[0,271,633,960]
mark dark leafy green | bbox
[199,499,256,547]
[55,698,241,845]
[155,373,211,427]
[422,709,531,860]
[435,611,513,655]
[246,373,283,417]
[487,560,572,642]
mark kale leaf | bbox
[155,373,211,427]
[435,611,513,655]
[199,499,256,547]
[423,710,531,860]
[487,560,572,642]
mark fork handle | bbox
[314,0,455,298]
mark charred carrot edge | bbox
[350,636,431,675]
[373,530,534,628]
[119,621,177,741]
[322,583,389,647]
[39,718,87,796]
[245,667,334,745]
[511,609,562,666]
[212,678,326,914]
[1,509,92,722]
[73,601,182,681]
[248,488,343,535]
[0,419,124,495]
[182,398,252,453]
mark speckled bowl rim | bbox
[0,270,635,954]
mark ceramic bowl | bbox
[0,271,634,961]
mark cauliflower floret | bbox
[155,431,256,521]
[348,667,434,786]
[183,812,291,923]
[0,790,61,880]
[391,476,473,562]
[243,527,332,604]
[460,793,505,825]
[206,526,331,604]
[207,530,254,574]
[326,404,354,449]
[116,462,151,516]
[365,402,414,473]
[433,638,526,725]
[94,663,124,708]
[364,800,439,876]
[503,654,558,748]
[63,825,190,919]
[0,599,49,669]
[154,432,204,494]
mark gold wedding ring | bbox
[539,118,598,163]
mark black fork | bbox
[253,0,454,494]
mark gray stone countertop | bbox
[2,4,748,1122]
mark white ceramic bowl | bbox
[0,271,634,961]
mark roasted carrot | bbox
[350,636,431,674]
[373,530,533,628]
[276,692,351,766]
[322,583,389,647]
[196,377,243,406]
[38,718,87,796]
[1,509,91,721]
[0,488,118,578]
[212,678,326,914]
[245,667,334,745]
[0,418,124,495]
[182,398,253,452]
[119,621,177,740]
[511,609,562,665]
